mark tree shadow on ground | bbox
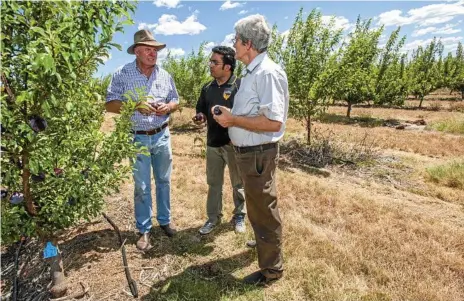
[279,160,332,177]
[0,220,128,300]
[330,102,456,111]
[1,238,53,301]
[141,250,263,301]
[317,113,400,128]
[60,228,128,272]
[142,223,232,259]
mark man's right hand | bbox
[192,113,206,125]
[135,101,157,116]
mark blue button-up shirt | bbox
[106,60,179,131]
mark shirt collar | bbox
[132,59,158,76]
[212,74,236,87]
[244,52,267,75]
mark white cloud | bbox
[221,33,235,47]
[412,23,462,37]
[377,2,464,27]
[402,36,462,53]
[238,10,248,15]
[153,0,180,9]
[322,15,352,31]
[204,42,215,53]
[157,47,185,61]
[284,16,289,20]
[220,1,244,11]
[412,26,437,37]
[139,14,206,36]
[138,23,157,31]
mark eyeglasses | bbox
[231,37,237,44]
[208,60,223,66]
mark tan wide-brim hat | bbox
[127,29,166,54]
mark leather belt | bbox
[132,123,168,135]
[233,143,277,154]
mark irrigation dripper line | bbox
[102,212,138,298]
[13,236,25,301]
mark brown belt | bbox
[233,143,277,154]
[132,123,168,135]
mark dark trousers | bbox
[234,145,283,278]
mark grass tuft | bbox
[428,118,464,134]
[426,160,464,189]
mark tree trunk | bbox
[21,154,37,216]
[49,248,67,298]
[306,114,311,145]
[346,102,352,118]
[419,97,424,108]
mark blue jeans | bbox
[132,128,172,234]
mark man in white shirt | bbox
[213,14,289,285]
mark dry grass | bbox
[287,123,464,158]
[2,107,464,301]
[326,105,463,123]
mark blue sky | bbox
[96,0,464,77]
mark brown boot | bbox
[136,233,152,251]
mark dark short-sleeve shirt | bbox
[196,75,240,147]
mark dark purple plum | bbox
[54,168,64,177]
[28,115,47,133]
[10,192,24,204]
[194,113,204,122]
[31,172,46,182]
[213,106,222,115]
[1,189,8,200]
[67,197,78,206]
[81,168,90,179]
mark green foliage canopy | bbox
[1,1,138,243]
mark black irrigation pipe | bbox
[13,237,25,301]
[102,213,138,298]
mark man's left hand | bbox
[155,102,171,116]
[212,106,235,128]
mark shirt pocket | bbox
[149,83,169,102]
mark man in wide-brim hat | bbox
[106,29,179,251]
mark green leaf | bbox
[108,42,122,51]
[65,102,73,112]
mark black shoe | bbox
[160,224,177,237]
[242,270,281,286]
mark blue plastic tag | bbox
[43,242,58,259]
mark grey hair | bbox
[234,14,270,53]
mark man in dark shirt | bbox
[193,46,246,235]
